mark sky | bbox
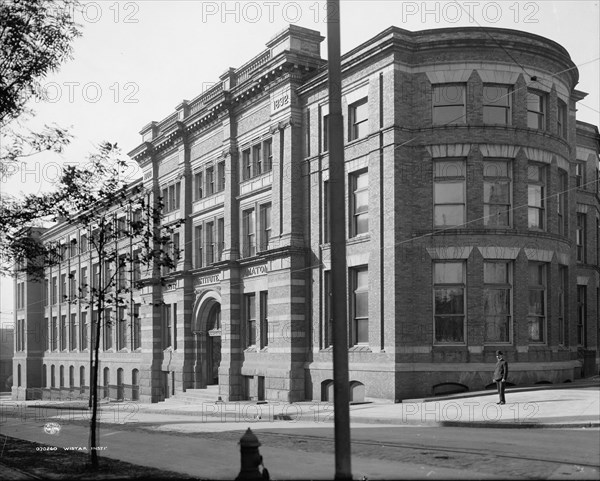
[1,0,599,318]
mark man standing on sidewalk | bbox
[493,350,508,404]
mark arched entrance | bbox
[192,291,222,389]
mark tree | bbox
[0,0,81,179]
[6,143,184,469]
[0,0,81,125]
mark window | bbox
[60,274,67,302]
[69,313,77,351]
[351,171,369,236]
[323,271,332,348]
[558,266,567,345]
[217,218,225,261]
[351,267,369,344]
[434,159,466,227]
[557,99,567,138]
[59,366,64,388]
[80,311,88,350]
[117,306,127,350]
[194,171,203,200]
[252,144,262,176]
[242,208,256,257]
[217,161,226,191]
[483,85,511,125]
[527,262,546,343]
[557,171,568,235]
[163,232,180,275]
[577,286,587,346]
[483,160,511,227]
[434,262,465,344]
[575,162,585,188]
[44,318,49,351]
[206,166,215,196]
[44,279,48,306]
[245,294,256,347]
[206,221,215,264]
[60,315,67,350]
[69,271,76,298]
[528,164,545,230]
[162,182,181,212]
[16,283,24,309]
[242,148,251,181]
[163,304,171,349]
[80,267,88,297]
[323,181,330,243]
[576,213,587,262]
[259,203,271,251]
[263,139,273,172]
[432,84,465,125]
[526,90,545,129]
[69,238,78,257]
[51,317,58,351]
[132,250,141,283]
[173,304,177,350]
[349,98,368,141]
[104,261,113,286]
[259,291,268,348]
[103,309,113,350]
[116,216,127,238]
[92,263,100,290]
[52,277,57,304]
[131,209,142,233]
[16,319,25,351]
[483,262,511,343]
[322,113,329,152]
[132,303,141,350]
[91,312,97,350]
[195,225,203,268]
[80,234,88,254]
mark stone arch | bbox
[191,289,222,389]
[192,289,222,332]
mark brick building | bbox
[13,25,600,403]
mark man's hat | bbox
[496,350,503,356]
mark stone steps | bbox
[161,386,221,405]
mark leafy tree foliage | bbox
[0,0,81,125]
[5,142,185,469]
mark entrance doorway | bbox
[207,304,222,386]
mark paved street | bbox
[1,399,599,479]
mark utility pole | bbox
[327,1,352,479]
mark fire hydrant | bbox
[236,428,269,480]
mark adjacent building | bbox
[13,25,600,403]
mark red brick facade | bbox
[13,26,600,403]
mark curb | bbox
[347,416,600,429]
[403,381,600,403]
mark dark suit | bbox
[493,358,508,403]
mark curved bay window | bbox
[483,160,512,227]
[483,261,512,343]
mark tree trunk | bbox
[89,302,102,469]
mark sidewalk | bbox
[3,378,598,431]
